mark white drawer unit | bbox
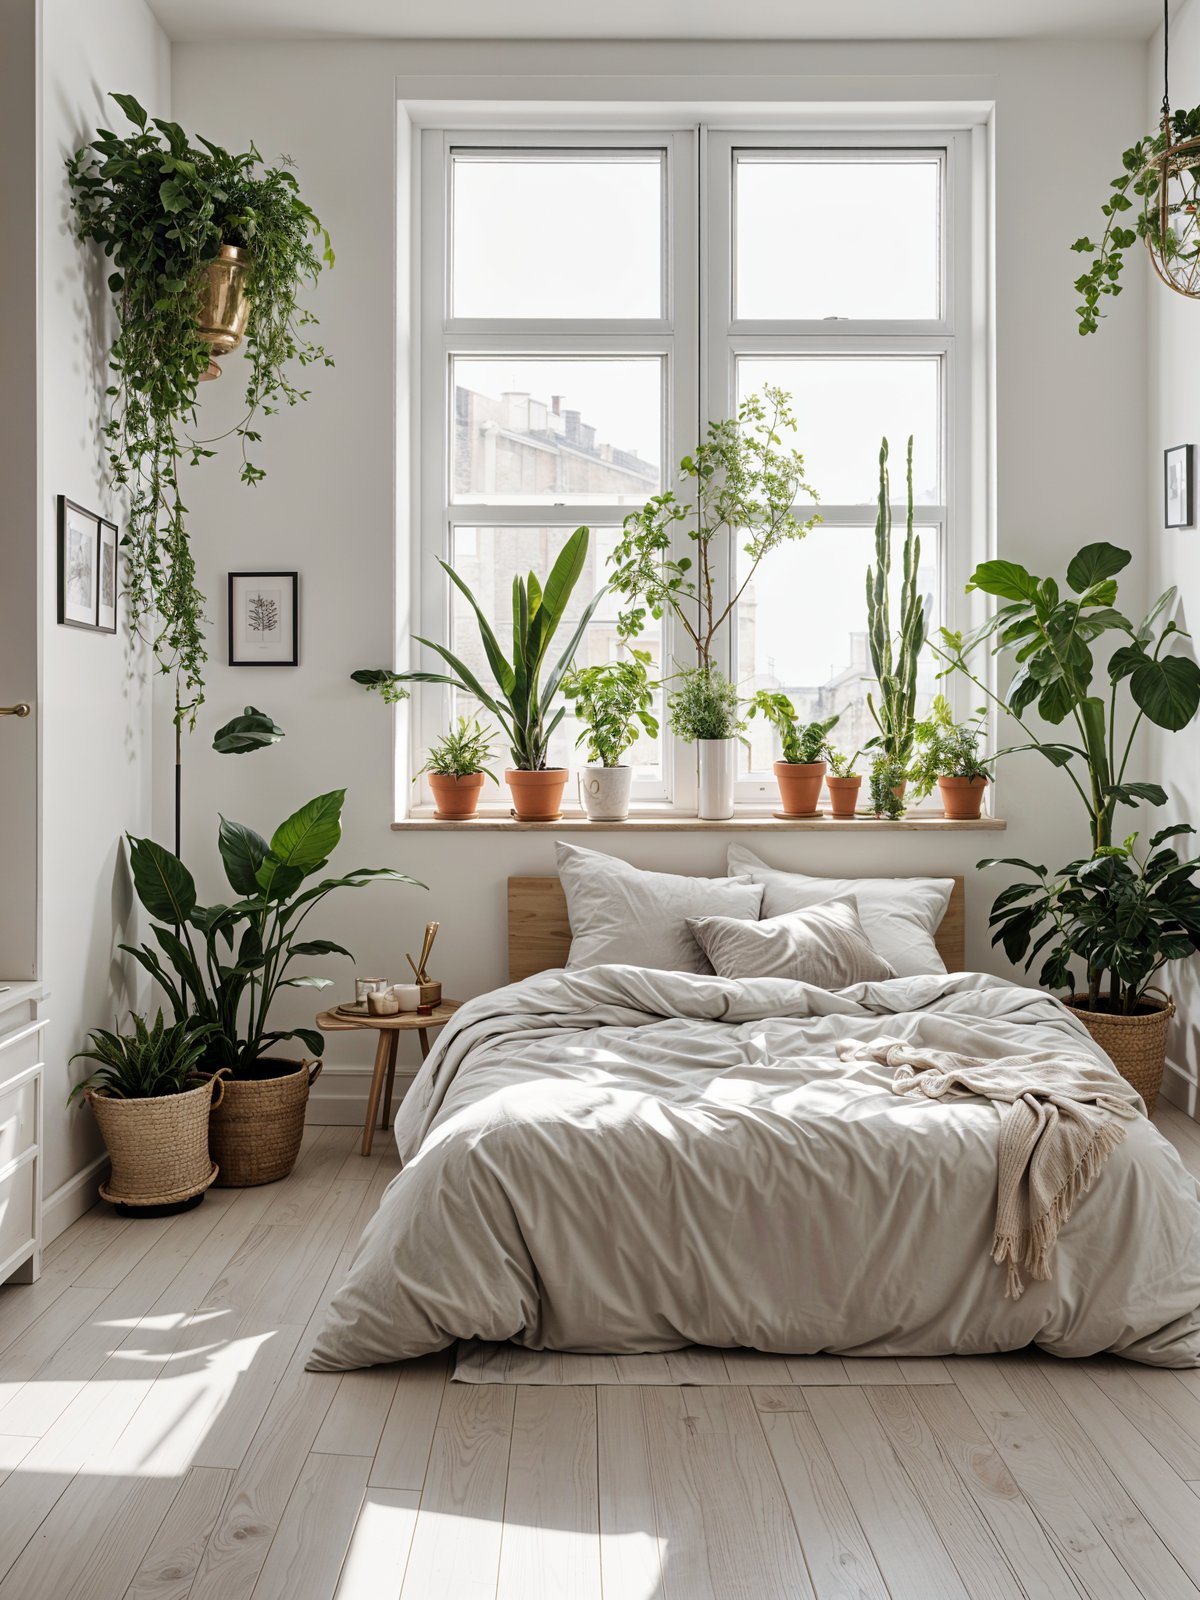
[0,1017,43,1284]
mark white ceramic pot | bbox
[577,764,633,821]
[697,739,737,820]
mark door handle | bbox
[0,704,30,717]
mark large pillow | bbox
[557,841,763,973]
[726,844,953,977]
[687,898,895,987]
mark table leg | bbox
[418,1028,431,1060]
[362,1029,392,1157]
[380,1031,399,1131]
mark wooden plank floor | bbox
[1,1112,1199,1598]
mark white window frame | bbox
[405,116,989,820]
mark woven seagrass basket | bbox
[91,1073,224,1207]
[1065,989,1175,1116]
[209,1057,322,1187]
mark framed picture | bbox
[57,497,100,629]
[1165,444,1194,529]
[96,517,119,633]
[228,571,299,666]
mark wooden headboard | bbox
[508,874,965,980]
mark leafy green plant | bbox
[934,543,1200,853]
[869,756,909,820]
[1071,106,1200,334]
[909,695,990,800]
[667,667,744,743]
[121,790,419,1076]
[865,436,926,795]
[981,826,1200,1013]
[827,746,861,778]
[562,651,659,767]
[352,527,603,771]
[211,706,285,755]
[608,389,820,669]
[65,93,333,726]
[746,692,838,764]
[69,1010,216,1102]
[416,718,498,782]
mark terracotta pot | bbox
[938,775,988,820]
[209,1057,321,1187]
[1064,991,1174,1115]
[826,774,863,818]
[775,759,825,818]
[506,767,568,821]
[429,771,485,820]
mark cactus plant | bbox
[865,436,926,816]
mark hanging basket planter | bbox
[1144,125,1200,300]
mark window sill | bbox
[392,809,1007,832]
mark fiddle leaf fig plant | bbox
[65,92,333,726]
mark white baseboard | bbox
[306,1066,416,1127]
[1163,1058,1200,1121]
[43,1152,110,1244]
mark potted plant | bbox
[980,829,1200,1113]
[353,527,603,822]
[936,540,1200,1097]
[825,747,863,818]
[65,93,333,731]
[747,693,838,817]
[122,790,419,1185]
[562,651,659,822]
[910,696,991,819]
[69,1011,223,1211]
[865,436,927,819]
[667,666,744,820]
[416,718,498,820]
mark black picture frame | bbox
[1165,444,1194,529]
[57,496,117,632]
[227,571,299,666]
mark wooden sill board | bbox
[391,814,1007,832]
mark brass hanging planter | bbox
[1144,117,1200,301]
[197,243,251,381]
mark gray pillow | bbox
[557,841,763,973]
[687,897,896,987]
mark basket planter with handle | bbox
[209,1057,322,1187]
[1064,989,1174,1116]
[90,1072,225,1207]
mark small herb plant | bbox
[667,666,744,743]
[869,756,909,820]
[417,718,498,782]
[563,652,659,767]
[909,695,990,800]
[746,692,838,765]
[827,746,861,778]
[69,1010,216,1102]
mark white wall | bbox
[39,0,166,1203]
[1148,1,1200,1108]
[165,39,1149,1117]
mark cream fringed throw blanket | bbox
[837,1038,1144,1298]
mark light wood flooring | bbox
[2,1107,1200,1599]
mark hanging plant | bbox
[65,92,333,724]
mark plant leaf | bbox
[1130,654,1200,730]
[1065,542,1132,594]
[217,817,269,896]
[268,790,345,873]
[126,834,197,924]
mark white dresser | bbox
[0,986,44,1284]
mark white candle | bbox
[393,984,421,1013]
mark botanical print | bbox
[67,516,94,613]
[98,521,118,631]
[1166,444,1193,528]
[229,571,297,665]
[247,590,280,637]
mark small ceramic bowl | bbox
[367,989,400,1016]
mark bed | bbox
[307,858,1200,1373]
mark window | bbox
[411,124,984,815]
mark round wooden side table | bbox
[315,1001,462,1157]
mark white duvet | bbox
[307,967,1200,1371]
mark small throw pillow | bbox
[688,898,896,987]
[557,841,763,973]
[726,845,954,977]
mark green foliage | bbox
[211,705,284,755]
[827,745,861,778]
[351,671,410,706]
[351,527,603,770]
[667,667,744,744]
[865,437,926,791]
[909,694,990,799]
[69,1009,216,1102]
[417,717,498,781]
[746,691,838,764]
[608,389,820,669]
[869,756,908,820]
[121,791,420,1075]
[562,651,659,767]
[980,826,1200,1013]
[1071,106,1200,334]
[65,93,333,726]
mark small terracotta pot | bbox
[775,760,825,818]
[938,775,988,820]
[506,767,568,821]
[429,771,485,820]
[825,774,863,818]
